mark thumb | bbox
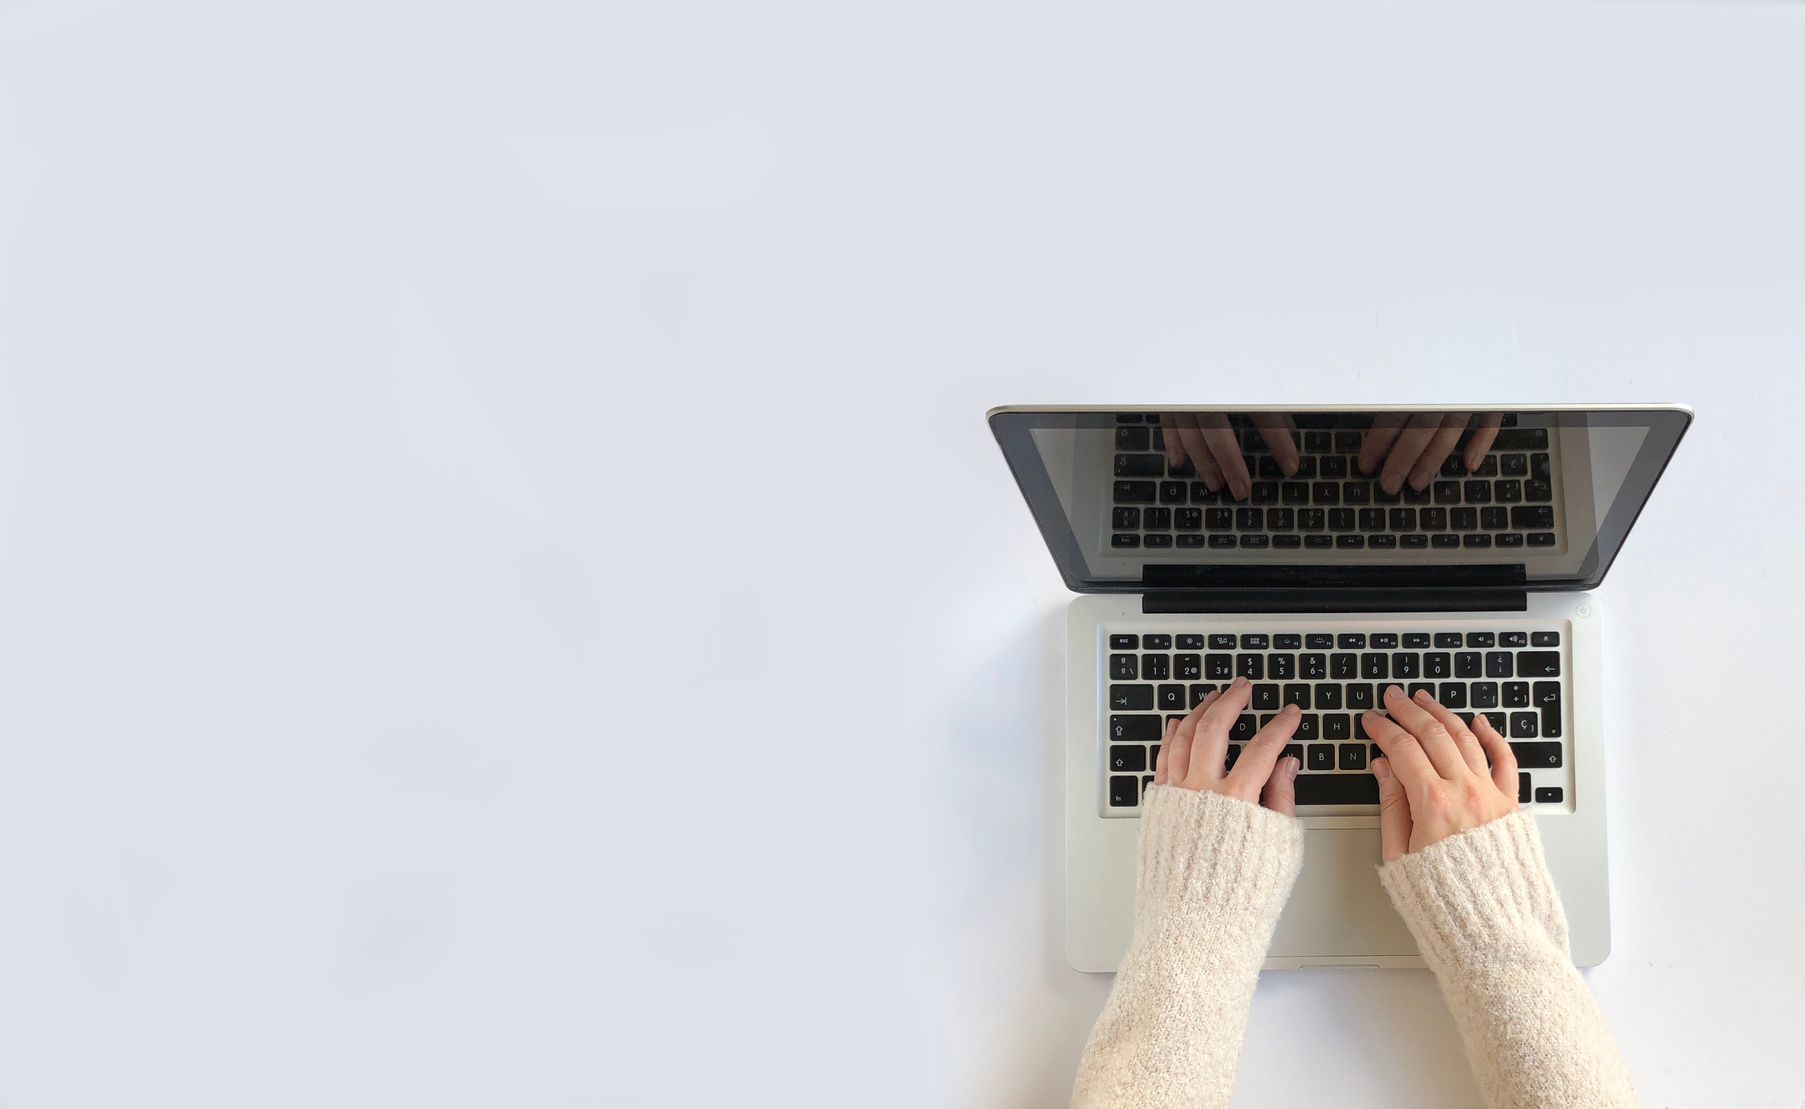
[1373,758,1412,863]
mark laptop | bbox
[988,405,1691,971]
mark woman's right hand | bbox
[1361,685,1520,862]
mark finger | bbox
[1252,414,1299,476]
[1405,416,1467,490]
[1359,414,1407,475]
[1197,419,1251,501]
[1223,702,1301,800]
[1177,424,1225,491]
[1412,690,1489,777]
[1165,690,1217,785]
[1373,758,1413,862]
[1183,677,1251,790]
[1379,413,1446,492]
[1158,413,1187,469]
[1473,713,1520,801]
[1463,413,1502,471]
[1382,684,1468,779]
[1261,756,1299,817]
[1153,717,1176,785]
[1360,704,1438,789]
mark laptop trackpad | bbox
[1268,827,1419,958]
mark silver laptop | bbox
[988,405,1691,971]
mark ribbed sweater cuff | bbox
[1377,810,1569,968]
[1136,785,1305,922]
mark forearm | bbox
[1070,786,1303,1109]
[1379,811,1639,1109]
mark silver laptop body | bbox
[988,404,1691,971]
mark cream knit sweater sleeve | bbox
[1069,784,1305,1109]
[1378,810,1640,1109]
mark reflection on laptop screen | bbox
[994,408,1687,592]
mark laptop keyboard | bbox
[1109,424,1557,551]
[1103,627,1569,813]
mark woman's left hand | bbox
[1152,675,1301,815]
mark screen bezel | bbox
[988,403,1692,594]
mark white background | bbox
[0,1,1801,1106]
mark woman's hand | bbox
[1362,685,1520,862]
[1152,675,1302,815]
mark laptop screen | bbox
[988,406,1690,593]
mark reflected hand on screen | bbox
[1158,413,1299,502]
[1357,412,1502,494]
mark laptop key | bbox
[1512,741,1562,768]
[1111,715,1163,742]
[1109,745,1147,772]
[1158,685,1186,711]
[1109,775,1139,806]
[1534,681,1562,736]
[1188,684,1217,708]
[1301,653,1327,680]
[1518,772,1532,803]
[1230,714,1258,741]
[1206,653,1234,680]
[1306,744,1335,770]
[1294,774,1380,805]
[1531,631,1560,647]
[1253,684,1280,711]
[1517,651,1561,677]
[1509,712,1540,738]
[1111,685,1154,710]
[1535,786,1564,804]
[1111,654,1138,680]
[1339,743,1367,770]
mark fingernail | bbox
[1373,759,1390,781]
[1231,481,1249,501]
[1283,703,1300,715]
[1233,675,1247,688]
[1415,689,1432,703]
[1385,685,1401,699]
[1382,473,1402,494]
[1409,470,1430,489]
[1286,758,1300,780]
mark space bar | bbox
[1293,774,1380,805]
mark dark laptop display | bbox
[990,407,1690,603]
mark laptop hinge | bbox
[1140,589,1528,614]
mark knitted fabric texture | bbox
[1378,810,1640,1109]
[1069,785,1304,1109]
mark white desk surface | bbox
[0,2,1800,1106]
